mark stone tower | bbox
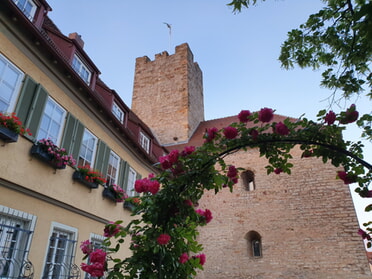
[131,43,204,146]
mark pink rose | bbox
[258,107,274,122]
[80,240,93,255]
[179,253,189,264]
[274,168,283,174]
[89,249,106,264]
[340,104,359,124]
[194,253,206,266]
[337,171,357,184]
[181,146,196,156]
[196,208,213,224]
[227,165,237,178]
[81,262,105,277]
[203,209,213,224]
[324,111,336,125]
[238,110,251,123]
[148,180,160,195]
[157,234,171,245]
[104,222,121,237]
[223,126,238,139]
[205,127,218,142]
[274,122,289,135]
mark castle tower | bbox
[131,43,204,146]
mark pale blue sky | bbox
[46,0,371,224]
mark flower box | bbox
[102,188,117,202]
[30,144,66,169]
[123,200,136,212]
[0,126,19,143]
[72,171,99,189]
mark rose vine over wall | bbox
[80,106,371,279]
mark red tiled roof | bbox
[168,114,294,151]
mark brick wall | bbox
[131,43,204,146]
[196,147,370,279]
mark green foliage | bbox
[81,106,371,279]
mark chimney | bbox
[68,32,84,48]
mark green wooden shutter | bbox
[71,121,85,161]
[26,86,48,139]
[14,75,38,123]
[95,140,110,175]
[118,159,129,190]
[61,113,77,154]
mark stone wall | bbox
[196,147,370,279]
[131,43,204,146]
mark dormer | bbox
[12,0,37,21]
[11,0,51,29]
[112,102,125,124]
[139,130,151,154]
[71,53,92,85]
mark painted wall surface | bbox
[0,10,153,279]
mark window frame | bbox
[0,54,24,113]
[12,0,37,21]
[36,96,67,145]
[112,102,124,124]
[0,206,36,278]
[139,132,150,154]
[71,54,92,85]
[126,167,137,197]
[42,222,78,279]
[241,170,256,191]
[78,129,98,167]
[106,151,120,186]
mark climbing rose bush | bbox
[81,106,371,279]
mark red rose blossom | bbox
[274,168,283,174]
[258,107,274,122]
[157,234,171,245]
[337,171,357,184]
[223,126,238,139]
[274,122,289,135]
[238,110,251,123]
[340,104,359,124]
[179,253,189,264]
[89,249,106,264]
[205,127,218,142]
[194,253,206,266]
[81,262,105,277]
[324,111,336,125]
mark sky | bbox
[46,1,371,226]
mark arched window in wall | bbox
[245,231,262,258]
[241,170,255,191]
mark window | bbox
[112,103,124,123]
[42,222,77,279]
[0,54,24,113]
[126,168,137,197]
[106,151,120,186]
[139,132,150,153]
[245,231,262,258]
[84,234,105,279]
[78,129,97,167]
[37,97,66,145]
[0,206,36,278]
[71,55,91,85]
[241,170,255,191]
[12,0,37,21]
